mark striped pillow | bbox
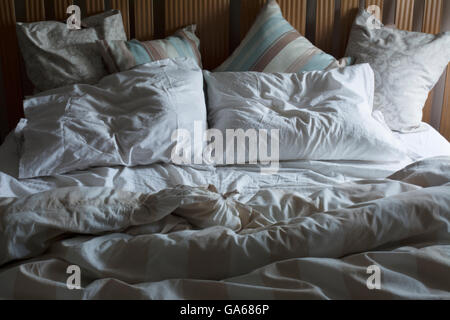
[216,0,351,73]
[98,25,202,73]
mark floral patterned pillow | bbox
[346,9,450,132]
[16,10,127,92]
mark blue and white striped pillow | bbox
[98,25,202,74]
[216,0,351,73]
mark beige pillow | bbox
[98,25,202,74]
[16,10,127,92]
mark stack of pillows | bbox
[14,0,450,177]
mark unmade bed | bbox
[0,0,449,300]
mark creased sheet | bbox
[0,157,449,299]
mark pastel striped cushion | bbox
[98,25,201,73]
[216,0,351,73]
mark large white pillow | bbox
[19,58,207,179]
[204,64,409,163]
[346,10,450,132]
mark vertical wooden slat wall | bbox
[422,0,442,34]
[0,0,23,130]
[440,66,450,140]
[365,0,383,20]
[134,0,154,41]
[111,0,130,39]
[54,0,74,21]
[165,0,230,70]
[315,0,335,53]
[86,0,105,15]
[395,0,415,31]
[26,0,46,22]
[279,0,307,36]
[339,0,359,58]
[421,0,443,124]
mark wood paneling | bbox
[395,0,415,31]
[0,0,23,129]
[111,0,130,39]
[339,0,359,57]
[422,0,443,34]
[165,0,230,70]
[134,0,154,41]
[365,0,383,21]
[240,0,307,40]
[26,0,46,22]
[423,91,435,124]
[54,0,74,21]
[440,65,450,141]
[86,0,105,16]
[279,0,307,36]
[315,0,335,53]
[421,0,443,124]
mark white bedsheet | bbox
[394,122,450,161]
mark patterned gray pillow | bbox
[346,9,450,132]
[16,10,127,92]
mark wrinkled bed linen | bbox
[0,156,449,299]
[0,127,412,200]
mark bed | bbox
[0,0,450,300]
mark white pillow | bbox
[204,64,409,163]
[346,9,450,132]
[19,58,207,179]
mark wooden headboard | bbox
[1,0,449,140]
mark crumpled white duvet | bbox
[0,156,449,299]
